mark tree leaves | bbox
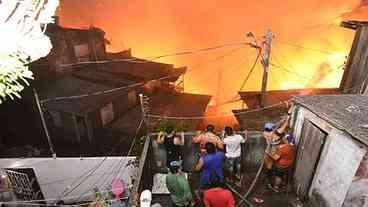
[0,51,33,104]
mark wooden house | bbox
[291,95,368,207]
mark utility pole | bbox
[260,29,273,107]
[33,89,56,158]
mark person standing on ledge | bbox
[156,126,185,168]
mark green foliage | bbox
[155,120,189,132]
[0,51,33,104]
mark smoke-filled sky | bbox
[57,0,367,109]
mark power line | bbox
[273,39,337,55]
[60,120,144,200]
[270,62,313,81]
[273,44,299,73]
[60,42,252,68]
[148,101,285,120]
[149,42,250,61]
[239,49,262,91]
[41,48,248,104]
[186,46,245,72]
[40,75,172,104]
[78,119,144,200]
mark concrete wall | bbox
[292,105,367,207]
[0,157,138,204]
[150,131,265,173]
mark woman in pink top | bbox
[193,125,224,154]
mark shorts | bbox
[225,156,241,174]
[271,165,289,177]
[171,200,191,207]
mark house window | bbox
[100,103,114,126]
[73,44,90,62]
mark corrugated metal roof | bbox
[294,95,368,146]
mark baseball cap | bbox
[170,160,182,167]
[140,189,152,207]
[286,134,295,145]
[264,123,274,132]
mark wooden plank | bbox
[132,136,151,193]
[294,120,327,198]
[341,26,368,93]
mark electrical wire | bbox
[60,120,144,200]
[78,119,144,200]
[42,48,246,105]
[273,40,336,55]
[239,48,262,91]
[186,46,245,73]
[149,42,250,61]
[148,102,286,120]
[60,42,252,68]
[270,62,313,81]
[40,75,172,103]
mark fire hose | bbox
[226,153,265,207]
[225,182,254,207]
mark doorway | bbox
[294,119,327,199]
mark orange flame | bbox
[57,0,367,128]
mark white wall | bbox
[292,105,367,207]
[0,157,138,204]
[309,130,366,207]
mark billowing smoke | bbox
[306,62,333,88]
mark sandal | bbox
[252,197,264,203]
[267,184,280,193]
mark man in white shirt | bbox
[223,126,246,183]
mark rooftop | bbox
[149,92,211,117]
[239,88,340,109]
[72,66,138,87]
[40,77,131,115]
[341,20,368,30]
[294,94,368,146]
[109,92,212,134]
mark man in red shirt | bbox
[267,135,295,192]
[203,182,235,207]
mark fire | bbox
[56,0,367,128]
[327,52,346,69]
[280,81,305,90]
[277,51,346,90]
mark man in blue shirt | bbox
[195,142,225,188]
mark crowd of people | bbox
[140,102,296,207]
